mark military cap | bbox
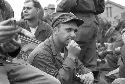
[52,13,84,28]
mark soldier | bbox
[29,13,94,84]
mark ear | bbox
[36,8,40,14]
[53,27,59,34]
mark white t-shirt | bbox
[30,26,38,35]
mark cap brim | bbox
[64,18,84,27]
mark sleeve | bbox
[56,0,77,12]
[31,51,59,76]
[31,51,77,84]
[7,46,21,58]
[76,59,91,75]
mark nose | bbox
[70,31,76,39]
[23,8,28,13]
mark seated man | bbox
[15,0,53,61]
[19,0,52,41]
[29,13,94,84]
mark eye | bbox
[66,28,72,32]
[74,29,78,33]
[27,7,32,10]
[23,7,26,10]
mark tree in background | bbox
[97,17,111,45]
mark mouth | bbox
[23,14,29,17]
[65,39,72,45]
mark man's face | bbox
[22,2,38,20]
[55,22,78,45]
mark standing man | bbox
[20,0,52,41]
[0,0,61,84]
[56,0,105,72]
[29,13,94,84]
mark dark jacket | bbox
[18,19,53,42]
[56,0,105,15]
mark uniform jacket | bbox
[28,36,91,84]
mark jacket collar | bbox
[44,36,64,62]
[34,20,47,37]
[48,36,59,56]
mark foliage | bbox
[97,17,112,44]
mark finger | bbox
[79,75,86,83]
[0,36,13,43]
[86,78,91,84]
[0,26,17,31]
[89,81,93,84]
[9,38,21,47]
[85,77,93,84]
[66,39,72,49]
[83,79,88,84]
[0,28,22,36]
[72,40,79,46]
[2,43,16,52]
[0,19,14,25]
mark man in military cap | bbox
[29,13,94,84]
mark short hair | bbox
[22,0,44,19]
[24,0,42,9]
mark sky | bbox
[6,0,125,20]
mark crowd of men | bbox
[1,0,125,84]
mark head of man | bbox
[22,0,43,20]
[44,4,55,16]
[52,13,84,46]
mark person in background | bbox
[16,0,53,61]
[19,0,52,41]
[43,4,56,25]
[0,0,61,84]
[107,28,125,84]
[28,13,94,84]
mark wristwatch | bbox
[68,56,78,63]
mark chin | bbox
[65,41,69,46]
[24,16,30,20]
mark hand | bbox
[2,36,21,53]
[115,47,121,52]
[78,72,94,84]
[67,40,81,58]
[0,19,22,43]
